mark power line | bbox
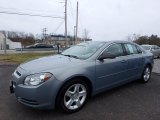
[0,11,64,19]
[68,0,83,37]
[54,20,65,34]
[65,0,68,48]
[0,6,63,15]
[67,0,75,32]
[79,17,84,33]
[68,0,75,19]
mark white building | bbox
[0,32,22,49]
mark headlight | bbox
[24,73,53,86]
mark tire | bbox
[56,79,89,113]
[140,65,151,83]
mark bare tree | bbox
[83,29,90,41]
[127,34,140,42]
[6,31,35,47]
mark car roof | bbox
[141,44,153,46]
[92,40,134,44]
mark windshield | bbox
[61,42,105,60]
[141,45,151,50]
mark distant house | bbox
[0,32,22,50]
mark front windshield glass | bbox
[142,45,151,50]
[61,42,105,60]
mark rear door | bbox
[123,43,144,80]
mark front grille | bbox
[16,71,21,77]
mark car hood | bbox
[19,55,81,72]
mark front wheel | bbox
[140,65,151,83]
[56,79,89,113]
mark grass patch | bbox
[0,52,55,64]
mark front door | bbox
[95,43,128,91]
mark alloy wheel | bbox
[143,67,151,82]
[64,84,87,110]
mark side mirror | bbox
[98,52,116,60]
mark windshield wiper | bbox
[65,55,79,59]
[60,54,79,59]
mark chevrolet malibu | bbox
[10,41,154,113]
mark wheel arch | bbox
[58,76,93,98]
[145,62,152,70]
[55,75,93,111]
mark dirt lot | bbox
[0,65,160,120]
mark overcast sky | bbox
[0,0,160,41]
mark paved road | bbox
[0,66,160,120]
[153,59,160,74]
[0,49,55,54]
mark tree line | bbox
[133,34,160,46]
[7,31,36,47]
[1,30,160,47]
[1,30,91,47]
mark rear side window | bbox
[124,44,139,55]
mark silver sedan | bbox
[141,44,160,58]
[10,41,154,113]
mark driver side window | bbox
[103,43,124,57]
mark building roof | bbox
[50,35,71,38]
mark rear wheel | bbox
[56,79,89,113]
[140,65,151,83]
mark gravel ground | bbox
[153,59,160,74]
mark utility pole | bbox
[44,28,47,40]
[3,32,7,55]
[74,26,76,45]
[65,0,68,48]
[75,1,79,44]
[42,28,47,42]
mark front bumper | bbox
[10,68,62,109]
